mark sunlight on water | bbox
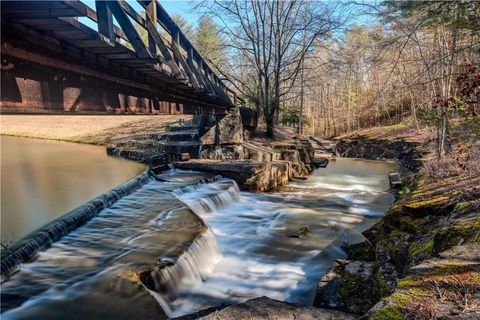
[1,158,395,319]
[166,158,395,317]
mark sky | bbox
[161,0,199,25]
[79,0,200,33]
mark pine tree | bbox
[193,15,226,72]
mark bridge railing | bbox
[86,0,244,108]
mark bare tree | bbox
[197,0,341,137]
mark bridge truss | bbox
[1,1,243,114]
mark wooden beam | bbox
[146,0,157,56]
[106,0,152,60]
[143,15,182,77]
[171,38,200,89]
[186,47,208,90]
[95,0,115,43]
[139,0,233,105]
[200,60,228,101]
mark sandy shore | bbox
[0,114,192,145]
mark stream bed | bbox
[1,157,395,319]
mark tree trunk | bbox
[265,110,275,137]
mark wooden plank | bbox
[51,30,92,40]
[3,20,64,53]
[97,53,139,60]
[198,60,217,97]
[186,48,207,90]
[107,0,153,60]
[1,1,83,17]
[118,0,145,27]
[58,17,105,39]
[89,45,131,54]
[141,0,230,103]
[69,39,115,48]
[14,18,71,29]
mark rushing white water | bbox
[0,170,221,320]
[164,158,395,317]
[1,158,395,319]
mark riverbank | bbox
[0,114,191,145]
[314,122,480,319]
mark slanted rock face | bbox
[199,107,244,145]
[314,259,379,314]
[173,296,356,320]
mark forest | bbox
[1,1,479,319]
[168,1,479,160]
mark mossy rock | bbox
[433,215,480,253]
[409,238,434,260]
[403,195,453,216]
[315,260,378,315]
[370,263,480,320]
[336,262,377,314]
[367,292,413,320]
[346,241,376,261]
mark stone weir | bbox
[107,107,328,191]
[1,172,152,279]
[335,137,424,172]
[173,108,324,191]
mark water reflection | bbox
[1,136,145,243]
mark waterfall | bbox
[142,177,240,317]
[142,229,222,317]
[1,173,152,280]
[173,176,240,215]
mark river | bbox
[0,136,145,244]
[1,153,395,319]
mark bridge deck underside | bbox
[1,1,233,114]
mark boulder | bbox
[289,226,310,239]
[314,259,377,314]
[388,172,402,189]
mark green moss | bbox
[374,272,391,299]
[335,266,378,314]
[398,186,412,200]
[433,217,480,252]
[409,239,434,258]
[369,305,404,320]
[368,293,412,320]
[452,201,469,214]
[347,241,376,261]
[404,196,449,209]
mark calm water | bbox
[1,158,395,319]
[0,136,145,243]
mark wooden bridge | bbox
[0,0,243,114]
